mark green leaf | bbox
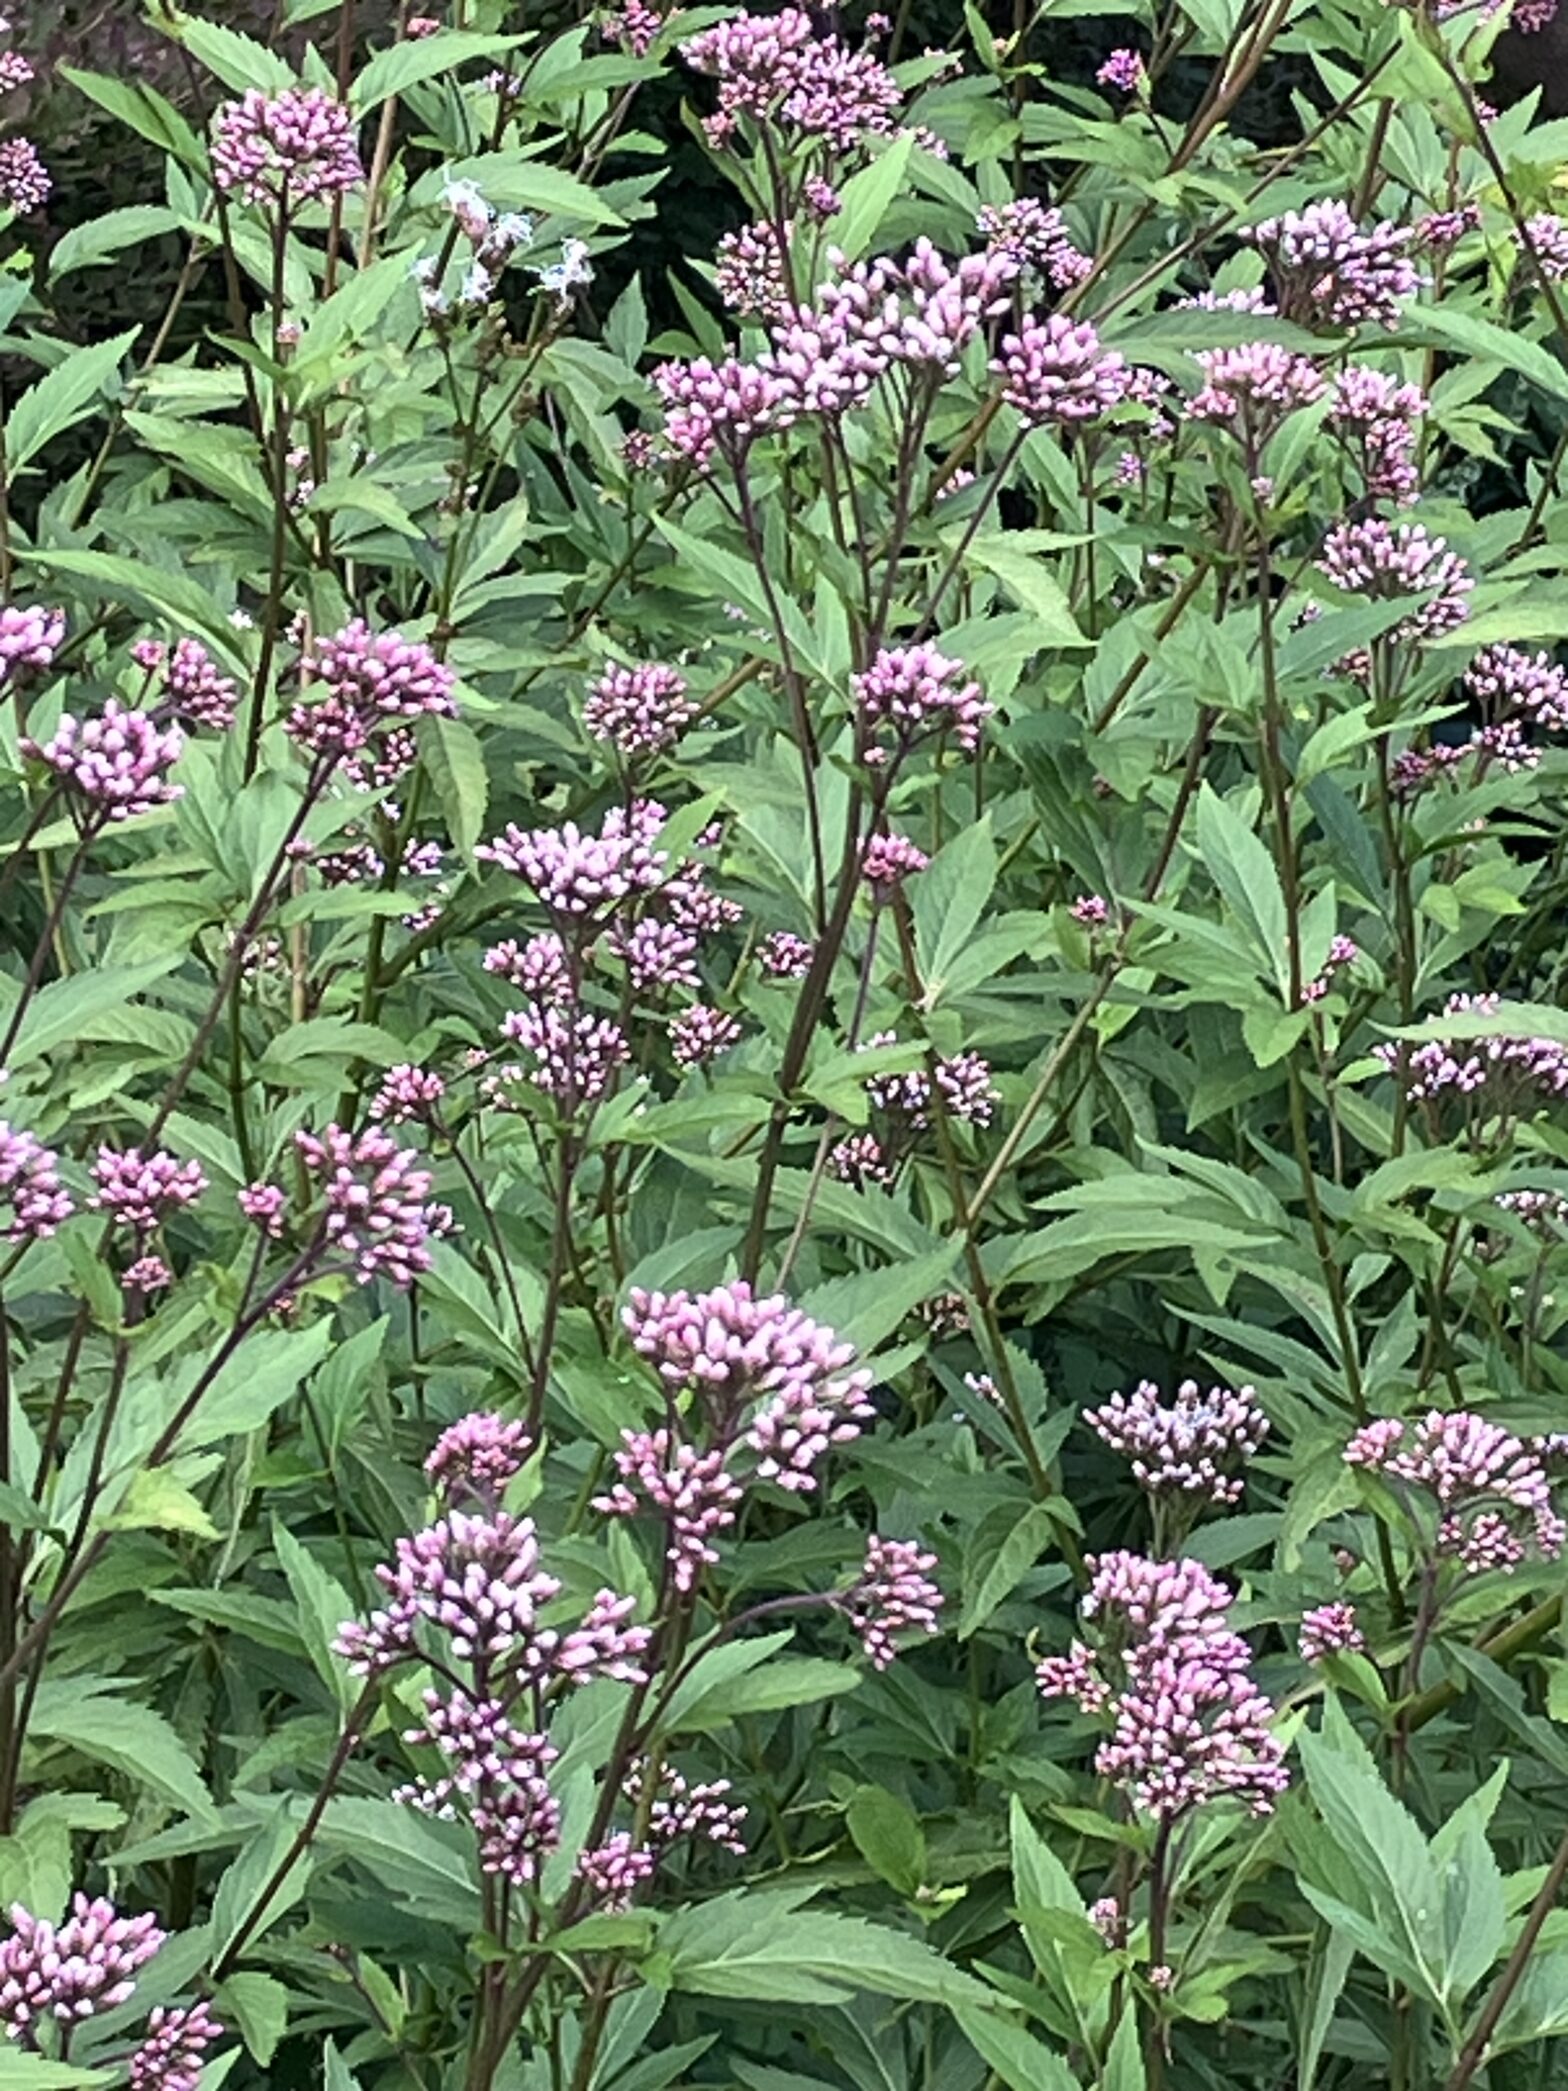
[953,2006,1078,2091]
[1299,1926,1355,2091]
[163,15,295,93]
[100,1469,219,1541]
[419,712,489,860]
[1430,1763,1508,2006]
[832,134,915,260]
[352,30,523,109]
[218,1971,289,2066]
[914,818,997,1003]
[18,550,235,655]
[1194,783,1288,995]
[1409,303,1568,409]
[212,1809,313,1963]
[414,156,622,226]
[7,332,138,470]
[175,1320,335,1450]
[799,1248,959,1357]
[58,68,204,167]
[28,1686,218,1824]
[960,1502,1068,1639]
[663,1635,860,1732]
[50,208,182,277]
[1,959,182,1070]
[960,536,1088,646]
[1297,1705,1445,2005]
[661,1891,1002,2009]
[316,1798,480,1928]
[846,1786,925,1896]
[272,1523,356,1711]
[0,2059,111,2088]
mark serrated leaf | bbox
[28,1687,217,1824]
[419,712,489,859]
[662,1891,1001,2008]
[846,1786,925,1895]
[50,209,182,277]
[352,30,523,109]
[959,1501,1064,1638]
[218,1971,288,2066]
[953,2006,1078,2091]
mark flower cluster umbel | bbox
[1036,1553,1288,1821]
[595,1281,875,1589]
[1345,1411,1565,1573]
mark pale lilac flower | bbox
[210,87,362,205]
[862,831,928,893]
[557,1588,654,1681]
[804,174,841,219]
[295,1123,452,1287]
[90,1147,206,1232]
[0,1125,72,1242]
[499,1004,630,1107]
[608,1281,874,1523]
[1465,644,1568,732]
[1072,893,1109,926]
[471,1748,563,1886]
[162,637,239,730]
[994,314,1129,425]
[287,620,456,762]
[1496,1187,1568,1232]
[1177,284,1276,314]
[638,1762,749,1851]
[425,1412,533,1504]
[484,933,570,1002]
[1189,342,1323,430]
[1088,1895,1121,1944]
[1373,990,1568,1111]
[758,929,814,978]
[672,1004,741,1071]
[0,1896,164,2034]
[1515,0,1559,26]
[853,643,991,759]
[963,1370,1002,1406]
[1248,200,1421,329]
[611,917,700,995]
[653,353,796,467]
[123,1253,174,1294]
[128,2001,224,2091]
[1521,214,1568,282]
[1298,1601,1364,1661]
[22,701,184,820]
[1084,1378,1268,1504]
[917,1290,969,1339]
[844,1536,943,1667]
[584,662,695,756]
[1418,203,1481,248]
[407,14,442,33]
[0,138,50,213]
[681,8,900,152]
[977,199,1092,287]
[239,1181,287,1237]
[0,604,65,683]
[1097,47,1145,91]
[603,0,662,53]
[830,1130,893,1188]
[577,1832,656,1910]
[0,53,34,95]
[1301,932,1359,1004]
[594,1431,744,1589]
[1345,1410,1565,1571]
[1317,518,1472,645]
[368,1064,447,1125]
[1040,1554,1288,1820]
[715,220,794,321]
[479,802,667,922]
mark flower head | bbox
[994,313,1128,425]
[295,1123,452,1286]
[844,1536,943,1667]
[1345,1410,1564,1572]
[1248,200,1421,329]
[426,1413,533,1505]
[90,1147,206,1233]
[0,605,64,683]
[1298,1601,1364,1661]
[0,139,50,213]
[287,621,456,762]
[0,1125,72,1242]
[584,661,695,757]
[128,2003,224,2091]
[0,1896,164,2036]
[853,643,991,759]
[211,87,362,205]
[1085,1378,1269,1504]
[22,702,184,820]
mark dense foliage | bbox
[3,1,1568,2087]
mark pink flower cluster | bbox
[1298,1600,1364,1661]
[0,604,64,683]
[853,643,992,760]
[90,1146,205,1234]
[671,1002,743,1067]
[976,199,1092,288]
[716,219,794,321]
[294,1123,453,1287]
[844,1535,943,1668]
[1328,366,1428,505]
[1188,342,1322,432]
[425,1411,533,1504]
[159,637,239,730]
[498,1003,631,1109]
[479,801,667,922]
[994,313,1129,426]
[584,661,695,757]
[128,2002,224,2091]
[1097,47,1145,92]
[1317,518,1472,647]
[862,831,929,894]
[595,1282,873,1587]
[22,701,184,820]
[1084,1378,1269,1504]
[286,620,456,763]
[368,1064,446,1126]
[1037,1553,1289,1821]
[680,7,900,153]
[1345,1410,1565,1572]
[210,87,363,205]
[1522,213,1568,282]
[0,1896,164,2035]
[1248,200,1421,329]
[758,929,814,978]
[0,138,49,213]
[0,1124,72,1243]
[338,1513,648,1889]
[1372,991,1568,1111]
[1466,644,1568,733]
